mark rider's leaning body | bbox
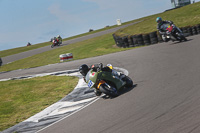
[156,17,173,34]
[156,17,174,42]
[56,35,62,44]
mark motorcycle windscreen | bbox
[85,70,92,83]
[85,70,98,88]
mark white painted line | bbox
[36,96,100,133]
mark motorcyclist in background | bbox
[27,42,31,46]
[79,63,112,96]
[56,35,62,44]
[156,17,174,42]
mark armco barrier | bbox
[59,53,73,62]
[113,24,200,48]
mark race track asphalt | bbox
[1,34,200,133]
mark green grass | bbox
[1,2,200,72]
[1,2,200,132]
[0,33,135,72]
[0,75,78,131]
[0,23,128,58]
[0,42,52,57]
[1,2,200,58]
[115,2,200,36]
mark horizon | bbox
[0,0,199,51]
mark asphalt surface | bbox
[1,34,200,133]
[1,22,141,65]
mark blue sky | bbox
[0,0,199,51]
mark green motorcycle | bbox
[85,68,133,97]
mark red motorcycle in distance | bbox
[162,24,187,42]
[51,38,60,48]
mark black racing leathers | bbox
[157,20,173,35]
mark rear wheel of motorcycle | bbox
[99,84,119,97]
[178,33,187,42]
[122,76,133,88]
[182,36,187,41]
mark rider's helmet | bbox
[79,64,89,76]
[156,17,162,24]
[107,64,113,70]
[57,35,60,38]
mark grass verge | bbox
[0,33,135,72]
[0,23,128,58]
[0,42,51,58]
[115,2,200,36]
[0,75,78,131]
[1,3,200,67]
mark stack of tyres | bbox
[128,35,134,47]
[187,27,193,36]
[192,26,198,35]
[132,35,139,46]
[181,27,189,36]
[196,24,200,34]
[113,23,200,48]
[149,31,158,44]
[136,34,144,46]
[122,36,129,48]
[181,27,185,33]
[117,38,124,47]
[142,34,151,45]
[113,35,124,48]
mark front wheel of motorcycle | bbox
[122,76,133,88]
[99,84,119,97]
[51,44,54,48]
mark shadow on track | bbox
[102,84,138,99]
[169,39,193,45]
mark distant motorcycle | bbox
[51,38,60,48]
[161,24,187,42]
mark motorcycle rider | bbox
[56,35,62,44]
[27,42,31,46]
[156,17,174,42]
[79,63,112,96]
[79,63,112,77]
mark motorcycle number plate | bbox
[88,80,95,88]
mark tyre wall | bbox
[113,24,200,48]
